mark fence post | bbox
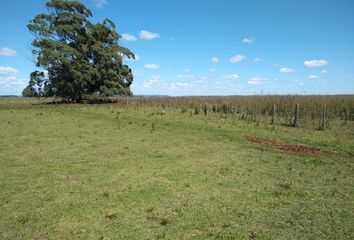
[204,103,208,116]
[252,104,258,122]
[321,105,327,130]
[271,104,276,125]
[293,103,300,127]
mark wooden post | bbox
[252,104,258,122]
[204,103,208,116]
[271,104,276,125]
[294,103,300,127]
[321,105,327,130]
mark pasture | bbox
[1,97,353,239]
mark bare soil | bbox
[247,136,325,154]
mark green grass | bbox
[1,98,353,239]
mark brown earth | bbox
[247,136,325,154]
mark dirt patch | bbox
[247,136,326,154]
[279,144,322,154]
[247,136,280,145]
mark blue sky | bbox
[1,0,354,96]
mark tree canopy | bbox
[23,0,135,101]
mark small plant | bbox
[221,104,229,115]
[278,182,291,190]
[212,104,218,113]
[146,207,154,213]
[105,212,118,220]
[194,106,200,114]
[159,217,169,226]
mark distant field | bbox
[1,97,353,239]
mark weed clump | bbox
[159,217,169,226]
[105,212,118,220]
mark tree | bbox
[22,71,45,97]
[23,0,135,102]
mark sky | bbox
[1,0,354,96]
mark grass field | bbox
[1,98,354,239]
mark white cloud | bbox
[208,68,217,72]
[0,75,26,87]
[254,57,261,62]
[223,74,239,80]
[139,30,160,40]
[280,67,295,73]
[176,82,190,87]
[308,74,318,79]
[0,47,16,57]
[0,66,19,75]
[0,66,26,95]
[198,75,209,80]
[296,80,304,86]
[248,76,268,86]
[304,59,329,68]
[321,70,327,74]
[193,80,205,83]
[144,63,160,70]
[132,71,143,77]
[230,54,246,63]
[183,68,191,72]
[121,33,137,41]
[0,75,16,84]
[92,0,107,8]
[242,37,254,44]
[177,74,193,79]
[0,76,24,84]
[214,81,223,89]
[141,75,161,88]
[148,75,160,83]
[211,57,219,63]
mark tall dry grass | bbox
[109,95,353,123]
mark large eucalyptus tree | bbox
[23,0,135,101]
